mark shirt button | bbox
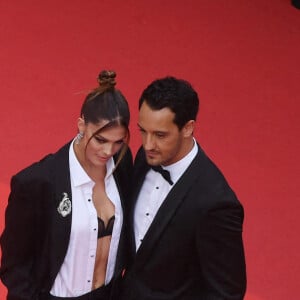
[88,199,91,202]
[156,186,159,189]
[146,213,149,216]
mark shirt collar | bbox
[163,138,198,184]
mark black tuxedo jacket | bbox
[0,141,133,300]
[120,144,246,300]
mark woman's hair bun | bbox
[98,70,116,88]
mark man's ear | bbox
[182,120,195,137]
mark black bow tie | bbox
[151,165,174,185]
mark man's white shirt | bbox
[134,139,198,251]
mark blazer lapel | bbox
[47,142,73,284]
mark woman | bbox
[0,70,133,300]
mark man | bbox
[120,76,246,299]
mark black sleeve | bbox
[196,203,247,300]
[0,175,40,300]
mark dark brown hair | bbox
[81,70,130,168]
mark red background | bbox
[1,1,299,299]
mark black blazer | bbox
[0,141,133,300]
[120,144,246,300]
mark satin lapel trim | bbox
[112,153,132,209]
[130,161,150,247]
[131,147,151,221]
[134,149,203,267]
[132,163,150,206]
[112,167,124,208]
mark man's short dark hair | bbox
[139,76,199,130]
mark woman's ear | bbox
[182,120,195,137]
[77,117,85,134]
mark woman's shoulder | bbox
[13,142,71,183]
[13,154,53,181]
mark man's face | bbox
[138,101,187,166]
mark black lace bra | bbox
[97,215,115,238]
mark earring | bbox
[75,132,84,145]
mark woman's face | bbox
[79,119,127,168]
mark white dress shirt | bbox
[50,140,123,297]
[134,139,198,251]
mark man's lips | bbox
[146,151,159,158]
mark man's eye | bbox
[139,128,146,134]
[156,133,166,138]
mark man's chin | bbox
[146,156,161,166]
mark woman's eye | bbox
[94,137,105,143]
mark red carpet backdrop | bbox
[0,1,299,299]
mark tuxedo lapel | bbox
[132,149,151,203]
[133,146,204,267]
[130,147,151,223]
[112,148,133,210]
[128,148,151,253]
[111,148,134,274]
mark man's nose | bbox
[143,134,155,150]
